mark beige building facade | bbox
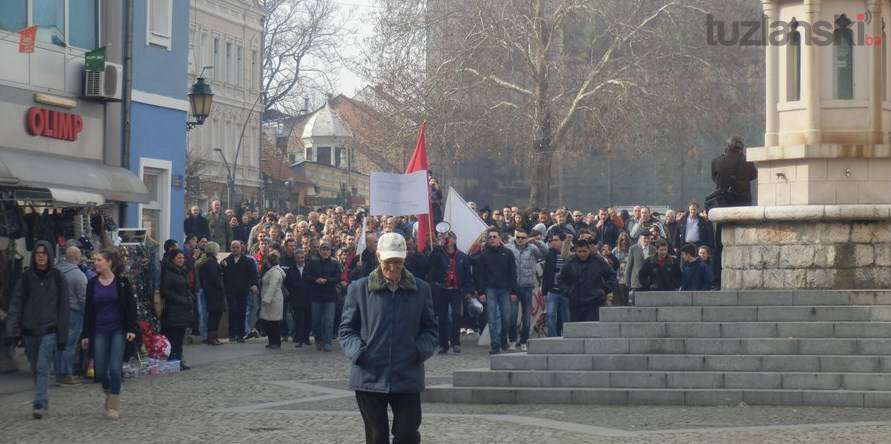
[186,0,265,209]
[754,0,891,206]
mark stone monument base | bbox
[710,205,891,290]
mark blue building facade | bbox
[127,0,190,243]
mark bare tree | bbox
[260,0,347,113]
[365,0,763,208]
[185,149,212,204]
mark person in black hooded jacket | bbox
[558,239,617,322]
[161,249,194,370]
[4,240,68,419]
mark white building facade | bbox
[187,0,265,209]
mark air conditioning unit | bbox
[82,62,123,102]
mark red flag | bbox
[405,122,430,252]
[18,26,37,53]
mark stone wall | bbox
[721,221,891,289]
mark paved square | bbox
[2,340,891,443]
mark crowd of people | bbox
[177,196,718,356]
[3,194,719,420]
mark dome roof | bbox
[301,102,352,141]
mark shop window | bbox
[147,0,172,49]
[834,17,854,100]
[787,21,801,102]
[69,0,97,49]
[0,1,27,33]
[33,0,64,45]
[1,0,97,49]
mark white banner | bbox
[443,186,489,254]
[355,217,368,257]
[369,170,429,216]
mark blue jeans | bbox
[510,287,533,345]
[485,288,511,350]
[312,302,335,346]
[93,330,125,395]
[280,301,294,339]
[56,310,83,379]
[547,292,570,337]
[196,289,208,340]
[245,292,256,334]
[24,333,55,409]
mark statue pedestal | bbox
[711,205,891,289]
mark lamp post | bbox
[214,148,236,209]
[187,67,214,131]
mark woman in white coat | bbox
[259,251,287,349]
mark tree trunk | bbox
[528,147,553,208]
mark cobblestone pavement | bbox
[2,338,891,443]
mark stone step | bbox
[562,321,891,339]
[526,337,891,355]
[421,385,891,407]
[491,353,891,372]
[634,291,891,307]
[599,305,891,323]
[452,369,891,391]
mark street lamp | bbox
[214,148,236,209]
[187,66,214,131]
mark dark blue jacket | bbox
[681,258,714,291]
[426,246,474,295]
[339,269,438,394]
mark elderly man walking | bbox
[340,233,438,444]
[55,246,87,386]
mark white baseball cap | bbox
[378,232,407,261]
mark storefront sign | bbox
[26,107,84,141]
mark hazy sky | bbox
[334,0,376,97]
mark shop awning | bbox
[0,148,150,203]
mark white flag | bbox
[369,170,429,216]
[443,187,488,253]
[355,217,368,257]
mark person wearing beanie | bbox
[340,232,438,444]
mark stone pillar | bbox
[763,0,780,147]
[802,0,822,144]
[868,0,884,144]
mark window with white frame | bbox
[225,42,232,83]
[212,37,220,81]
[140,159,172,244]
[237,45,244,87]
[251,50,258,90]
[1,0,99,50]
[188,27,195,73]
[147,0,172,49]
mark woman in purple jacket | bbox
[80,249,138,419]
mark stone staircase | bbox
[422,290,891,407]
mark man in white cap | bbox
[340,232,438,444]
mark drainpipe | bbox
[120,0,134,227]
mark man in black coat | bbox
[676,201,714,250]
[558,239,618,322]
[593,208,620,248]
[474,231,516,354]
[281,240,312,347]
[304,243,342,351]
[639,240,682,292]
[221,241,258,342]
[183,206,210,238]
[711,136,757,207]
